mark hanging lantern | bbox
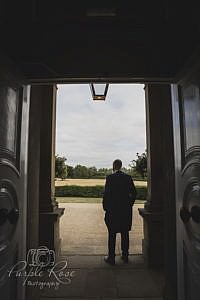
[90,83,109,101]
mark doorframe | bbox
[28,79,176,300]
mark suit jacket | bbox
[103,171,137,232]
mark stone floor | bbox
[39,203,163,300]
[39,255,164,300]
[60,203,144,255]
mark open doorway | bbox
[55,84,147,257]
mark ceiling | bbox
[1,1,200,83]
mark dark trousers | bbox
[108,230,129,258]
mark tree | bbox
[130,151,147,179]
[97,168,112,178]
[55,155,67,179]
[67,165,74,178]
[73,164,89,178]
[88,166,97,178]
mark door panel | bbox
[172,74,200,300]
[0,86,30,300]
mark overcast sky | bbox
[56,84,146,169]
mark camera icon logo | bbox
[27,246,55,267]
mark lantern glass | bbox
[93,84,107,95]
[90,83,109,101]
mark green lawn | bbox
[56,197,145,204]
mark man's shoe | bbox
[104,256,115,266]
[121,255,129,263]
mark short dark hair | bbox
[113,159,122,170]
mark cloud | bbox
[56,84,146,168]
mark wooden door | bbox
[172,72,200,300]
[0,85,30,300]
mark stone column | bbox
[38,85,64,255]
[26,86,42,300]
[139,84,174,268]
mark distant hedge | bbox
[55,185,147,200]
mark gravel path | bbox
[60,203,144,255]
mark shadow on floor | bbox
[39,255,164,300]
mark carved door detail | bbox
[172,75,200,300]
[0,86,30,300]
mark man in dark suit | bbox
[103,159,137,265]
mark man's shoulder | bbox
[106,172,132,180]
[127,174,133,180]
[110,171,131,179]
[120,173,134,184]
[118,171,131,178]
[106,172,118,181]
[106,174,113,180]
[124,173,133,181]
